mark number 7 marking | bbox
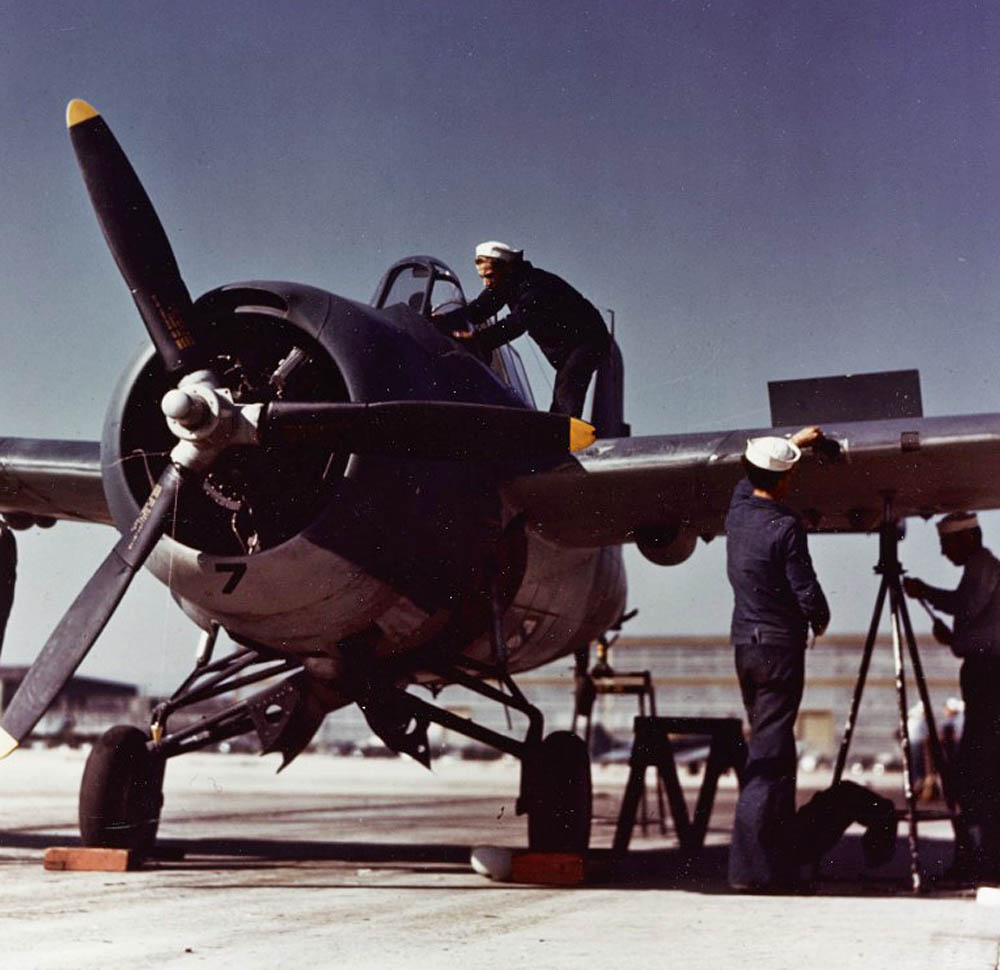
[215,562,247,594]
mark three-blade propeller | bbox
[0,100,594,757]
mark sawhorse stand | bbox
[613,716,746,854]
[832,496,964,892]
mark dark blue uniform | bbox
[725,478,829,889]
[437,260,610,417]
[920,547,1000,876]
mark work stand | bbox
[831,496,964,892]
[613,716,746,855]
[572,640,667,835]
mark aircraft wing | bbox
[502,413,1000,547]
[0,438,109,525]
[5,412,1000,543]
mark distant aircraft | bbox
[2,100,999,856]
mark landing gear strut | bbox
[396,656,594,852]
[77,638,304,853]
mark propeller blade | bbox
[262,401,595,460]
[66,99,201,374]
[0,464,186,756]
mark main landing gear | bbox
[76,630,594,856]
[78,625,303,856]
[365,652,593,852]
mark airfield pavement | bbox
[0,747,999,970]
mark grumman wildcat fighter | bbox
[2,101,1000,855]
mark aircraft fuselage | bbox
[99,281,625,681]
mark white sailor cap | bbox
[937,511,980,535]
[475,240,522,263]
[744,436,802,473]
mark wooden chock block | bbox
[510,851,586,886]
[471,846,587,885]
[43,846,137,872]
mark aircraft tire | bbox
[526,730,592,852]
[78,725,164,855]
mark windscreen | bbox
[378,264,431,313]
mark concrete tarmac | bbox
[1,747,999,970]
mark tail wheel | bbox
[526,730,592,852]
[79,725,164,855]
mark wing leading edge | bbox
[502,413,1000,547]
[0,438,108,525]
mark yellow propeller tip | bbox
[569,418,596,452]
[66,99,99,128]
[0,727,19,760]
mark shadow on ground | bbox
[601,835,968,897]
[0,829,971,896]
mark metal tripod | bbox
[831,496,963,892]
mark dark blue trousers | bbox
[957,657,1000,872]
[549,340,607,417]
[728,641,805,888]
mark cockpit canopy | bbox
[371,256,466,319]
[371,255,536,409]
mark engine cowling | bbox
[102,283,352,556]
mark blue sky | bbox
[2,1,999,689]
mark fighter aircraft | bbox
[3,100,1000,857]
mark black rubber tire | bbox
[79,725,164,854]
[526,730,592,852]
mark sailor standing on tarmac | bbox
[903,511,1000,881]
[433,241,610,418]
[726,428,830,892]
